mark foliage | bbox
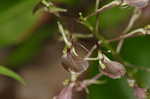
[0,66,25,84]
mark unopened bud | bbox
[133,84,147,99]
[127,79,135,87]
[123,0,149,9]
[99,54,126,79]
[61,50,89,74]
[54,83,74,99]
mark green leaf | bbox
[0,66,25,85]
[122,36,150,88]
[0,0,39,47]
[88,62,135,99]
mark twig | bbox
[85,44,98,58]
[116,8,141,53]
[95,0,101,38]
[72,34,93,39]
[85,0,121,19]
[57,22,72,47]
[108,28,148,43]
[92,73,103,81]
[86,1,123,62]
[124,62,150,72]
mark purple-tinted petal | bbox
[101,59,126,79]
[133,85,147,99]
[55,83,75,99]
[124,0,149,8]
[61,52,89,74]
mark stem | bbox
[77,43,89,53]
[85,0,128,63]
[108,28,147,42]
[42,0,53,7]
[57,22,72,47]
[124,62,150,72]
[83,73,103,86]
[95,0,100,38]
[85,57,99,61]
[90,0,122,61]
[72,34,93,39]
[92,73,103,81]
[92,1,120,60]
[86,0,121,19]
[95,0,100,11]
[70,71,78,82]
[85,44,98,58]
[116,8,141,53]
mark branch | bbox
[85,0,121,19]
[116,8,141,53]
[95,0,101,37]
[108,27,150,43]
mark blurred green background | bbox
[0,0,150,99]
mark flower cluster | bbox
[54,22,127,99]
[33,0,150,99]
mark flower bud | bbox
[61,51,89,74]
[54,83,74,99]
[123,0,149,8]
[100,57,126,79]
[133,84,147,99]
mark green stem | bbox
[95,0,100,38]
[86,0,121,19]
[57,22,72,47]
[116,8,141,53]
